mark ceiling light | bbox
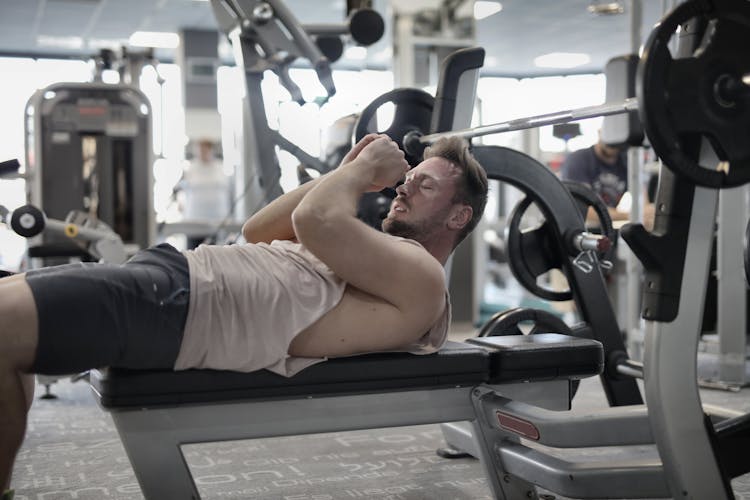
[129,31,180,49]
[474,1,503,20]
[588,1,625,15]
[37,35,83,49]
[534,52,591,69]
[344,46,367,60]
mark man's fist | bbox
[341,133,380,166]
[356,136,409,191]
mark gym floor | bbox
[11,327,750,500]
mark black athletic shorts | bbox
[26,243,190,375]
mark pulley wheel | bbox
[354,88,434,166]
[638,0,750,188]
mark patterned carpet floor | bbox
[10,373,750,499]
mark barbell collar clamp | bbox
[713,73,750,108]
[416,97,639,146]
[573,232,612,254]
[403,130,426,158]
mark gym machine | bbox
[24,80,154,266]
[21,50,158,397]
[209,0,385,219]
[351,0,750,498]
[620,0,750,496]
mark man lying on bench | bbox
[0,134,489,496]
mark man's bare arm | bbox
[242,134,381,244]
[292,137,446,339]
[242,177,321,243]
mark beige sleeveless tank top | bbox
[174,238,451,376]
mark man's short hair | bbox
[423,136,488,248]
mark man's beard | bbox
[383,198,455,241]
[382,217,421,240]
[383,213,446,242]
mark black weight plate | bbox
[638,0,750,188]
[506,196,568,301]
[505,181,617,302]
[506,184,616,301]
[354,88,435,167]
[478,307,573,337]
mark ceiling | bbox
[0,0,670,78]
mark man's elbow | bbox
[292,205,341,246]
[242,220,258,243]
[291,205,318,244]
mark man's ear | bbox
[448,205,472,230]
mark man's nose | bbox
[395,182,409,197]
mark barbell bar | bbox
[403,97,640,157]
[355,0,750,189]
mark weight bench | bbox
[90,334,603,499]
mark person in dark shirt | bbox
[561,135,654,228]
[561,138,629,219]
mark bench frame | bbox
[91,335,602,499]
[103,386,477,499]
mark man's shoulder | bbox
[379,234,445,279]
[384,233,424,248]
[383,235,441,269]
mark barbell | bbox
[402,98,639,155]
[356,0,750,189]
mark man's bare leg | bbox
[0,275,39,491]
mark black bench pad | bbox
[91,341,489,408]
[468,334,604,382]
[91,335,603,409]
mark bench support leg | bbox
[111,412,201,500]
[470,386,537,500]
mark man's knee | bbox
[0,277,39,372]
